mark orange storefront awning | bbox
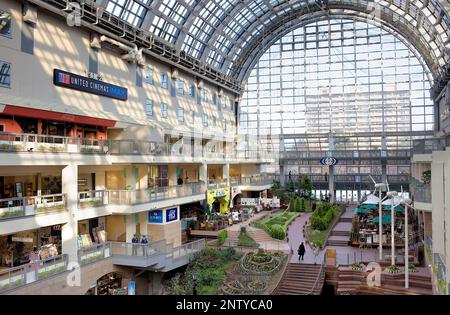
[0,104,116,127]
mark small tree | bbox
[299,197,307,212]
[287,179,296,193]
[300,175,314,199]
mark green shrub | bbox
[217,229,228,245]
[240,226,247,235]
[270,224,285,240]
[310,212,326,230]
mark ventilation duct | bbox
[22,3,38,24]
[99,35,146,66]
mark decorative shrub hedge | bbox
[310,202,337,231]
[217,229,228,245]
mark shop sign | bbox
[320,157,338,166]
[148,210,163,223]
[166,207,178,222]
[214,189,227,198]
[53,69,128,101]
[128,281,135,295]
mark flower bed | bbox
[237,249,285,275]
[253,211,299,240]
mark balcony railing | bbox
[0,193,66,220]
[78,182,205,208]
[0,254,68,293]
[412,138,450,155]
[0,131,275,162]
[238,175,274,186]
[78,242,112,266]
[280,149,411,160]
[411,178,432,203]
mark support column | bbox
[61,164,78,264]
[199,163,208,187]
[329,165,335,203]
[279,164,285,187]
[125,214,137,243]
[125,165,137,189]
[36,173,42,196]
[223,163,230,186]
[94,170,106,190]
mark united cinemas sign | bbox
[53,69,128,101]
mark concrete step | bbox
[274,263,324,295]
[331,230,350,237]
[326,239,349,246]
[339,217,353,223]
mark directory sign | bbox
[166,207,178,222]
[148,210,163,223]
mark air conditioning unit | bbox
[22,3,38,25]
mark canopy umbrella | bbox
[382,195,402,206]
[371,215,391,224]
[354,207,371,214]
[362,194,380,204]
[383,204,403,212]
[360,203,378,210]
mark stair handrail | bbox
[307,252,327,295]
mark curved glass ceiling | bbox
[103,0,450,81]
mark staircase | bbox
[339,217,353,223]
[223,237,238,247]
[247,228,274,242]
[326,236,349,247]
[274,263,324,295]
[336,267,433,295]
[331,230,350,237]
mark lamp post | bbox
[400,197,414,289]
[373,180,387,261]
[192,271,198,295]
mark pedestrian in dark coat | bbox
[298,242,306,261]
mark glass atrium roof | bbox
[102,0,450,82]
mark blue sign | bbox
[320,157,338,166]
[148,210,163,223]
[128,281,135,295]
[53,69,128,101]
[166,207,178,222]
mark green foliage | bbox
[238,234,259,247]
[300,175,314,199]
[287,180,295,192]
[217,229,228,245]
[240,226,247,235]
[269,224,285,240]
[422,170,431,184]
[310,202,336,231]
[164,248,242,295]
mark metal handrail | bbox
[307,252,327,295]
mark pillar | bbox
[125,214,137,243]
[223,163,230,186]
[138,212,148,236]
[329,165,335,203]
[36,173,42,196]
[137,165,148,190]
[61,163,78,264]
[168,164,178,186]
[431,153,445,257]
[279,164,285,187]
[125,165,137,189]
[94,170,106,190]
[199,163,208,186]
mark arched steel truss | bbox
[32,0,450,92]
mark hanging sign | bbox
[165,207,178,222]
[320,157,338,166]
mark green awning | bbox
[354,208,371,214]
[383,205,403,211]
[371,215,391,224]
[361,204,378,210]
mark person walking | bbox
[141,235,148,256]
[298,242,306,261]
[131,234,139,256]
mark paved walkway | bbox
[287,212,325,264]
[226,209,290,253]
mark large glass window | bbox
[105,0,150,27]
[239,19,434,152]
[177,107,184,123]
[144,67,153,84]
